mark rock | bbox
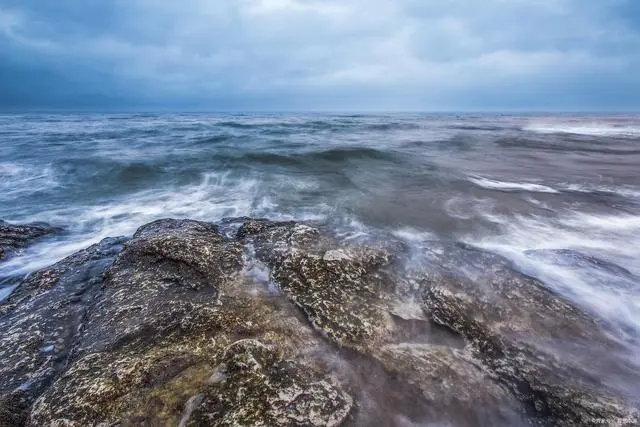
[240,219,528,425]
[239,219,396,351]
[7,216,635,426]
[0,237,126,317]
[75,219,244,355]
[29,219,245,425]
[0,220,60,261]
[0,237,127,406]
[376,343,523,426]
[29,219,354,426]
[421,243,640,426]
[0,391,29,427]
[185,339,353,427]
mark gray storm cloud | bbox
[1,0,639,110]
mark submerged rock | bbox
[421,243,640,426]
[524,248,639,292]
[376,343,523,426]
[0,220,60,261]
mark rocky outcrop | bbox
[239,219,525,426]
[0,220,60,261]
[238,219,396,351]
[421,243,640,426]
[1,218,637,426]
[0,236,127,422]
[27,219,354,426]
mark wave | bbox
[220,147,400,168]
[494,136,640,156]
[0,170,332,276]
[468,176,559,193]
[365,122,421,131]
[560,183,640,200]
[468,176,640,201]
[307,146,398,162]
[192,134,235,145]
[216,119,339,131]
[0,162,60,202]
[448,124,505,131]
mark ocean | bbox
[1,112,639,347]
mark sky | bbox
[1,0,640,111]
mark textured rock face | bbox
[239,219,525,426]
[421,243,640,426]
[187,339,352,427]
[27,219,353,427]
[0,236,127,421]
[1,217,638,426]
[376,343,524,426]
[0,220,60,261]
[238,219,396,350]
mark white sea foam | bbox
[467,210,640,333]
[470,177,640,200]
[469,176,559,193]
[524,122,640,137]
[0,170,336,277]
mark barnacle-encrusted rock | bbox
[0,220,60,261]
[30,219,245,425]
[76,219,244,355]
[0,392,29,427]
[185,339,353,427]
[421,243,640,426]
[0,236,126,410]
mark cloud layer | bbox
[1,0,640,110]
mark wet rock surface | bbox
[0,221,60,261]
[186,339,352,427]
[0,236,127,416]
[0,217,638,426]
[239,219,526,425]
[421,243,640,426]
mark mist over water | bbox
[1,113,639,349]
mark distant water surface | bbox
[1,112,639,341]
